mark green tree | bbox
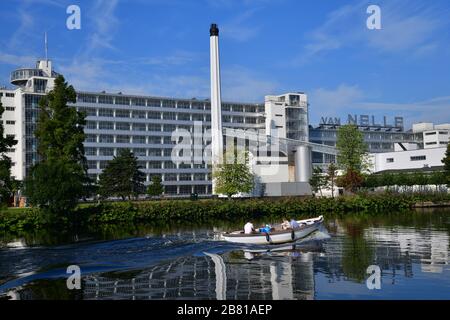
[24,75,88,214]
[0,100,18,205]
[34,76,86,164]
[326,162,338,198]
[336,125,368,173]
[337,169,365,193]
[25,160,86,217]
[380,172,396,191]
[363,174,380,189]
[213,151,254,199]
[98,149,145,200]
[310,166,326,196]
[147,175,164,198]
[395,173,410,193]
[443,143,450,186]
[411,172,428,192]
[429,171,446,192]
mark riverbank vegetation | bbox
[2,192,450,232]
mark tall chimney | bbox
[210,23,224,195]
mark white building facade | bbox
[370,145,447,173]
[1,59,316,197]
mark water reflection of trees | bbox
[341,222,374,283]
[321,211,449,285]
[2,209,449,299]
[4,246,319,300]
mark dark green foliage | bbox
[2,193,450,232]
[34,76,86,164]
[76,194,450,225]
[0,207,44,232]
[147,175,164,197]
[24,160,86,219]
[336,125,368,173]
[24,75,88,216]
[443,144,450,186]
[337,169,365,193]
[310,166,326,196]
[326,163,338,198]
[214,151,254,199]
[98,149,146,200]
[342,235,374,283]
[0,100,18,205]
[430,171,447,191]
[363,171,448,192]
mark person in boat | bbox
[259,224,273,233]
[290,218,300,229]
[281,219,291,230]
[244,221,255,234]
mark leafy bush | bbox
[2,192,450,231]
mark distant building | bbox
[2,57,446,197]
[369,122,449,174]
[412,122,450,149]
[1,59,319,197]
[370,144,446,174]
[310,119,422,169]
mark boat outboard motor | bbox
[264,232,272,244]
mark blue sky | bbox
[1,0,450,128]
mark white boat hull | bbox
[221,216,324,245]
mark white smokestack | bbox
[210,23,224,195]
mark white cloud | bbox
[221,65,279,102]
[136,51,200,67]
[294,0,449,65]
[309,83,450,128]
[0,53,38,67]
[80,0,120,57]
[309,84,365,120]
[221,9,261,42]
[8,7,35,51]
[354,97,450,127]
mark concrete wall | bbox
[371,147,446,173]
[264,182,312,197]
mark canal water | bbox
[0,209,449,300]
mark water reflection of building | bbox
[364,228,449,274]
[82,249,316,300]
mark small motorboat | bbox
[221,216,324,245]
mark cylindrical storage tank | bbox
[294,145,312,182]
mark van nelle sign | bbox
[320,114,404,129]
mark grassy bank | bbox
[1,192,450,232]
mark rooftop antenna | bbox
[45,32,48,66]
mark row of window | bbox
[77,94,263,112]
[386,155,427,163]
[85,147,211,162]
[0,92,15,98]
[85,120,261,132]
[310,130,415,141]
[86,121,213,131]
[86,135,213,146]
[79,109,262,124]
[85,145,209,156]
[84,177,212,195]
[425,131,449,136]
[87,163,210,180]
